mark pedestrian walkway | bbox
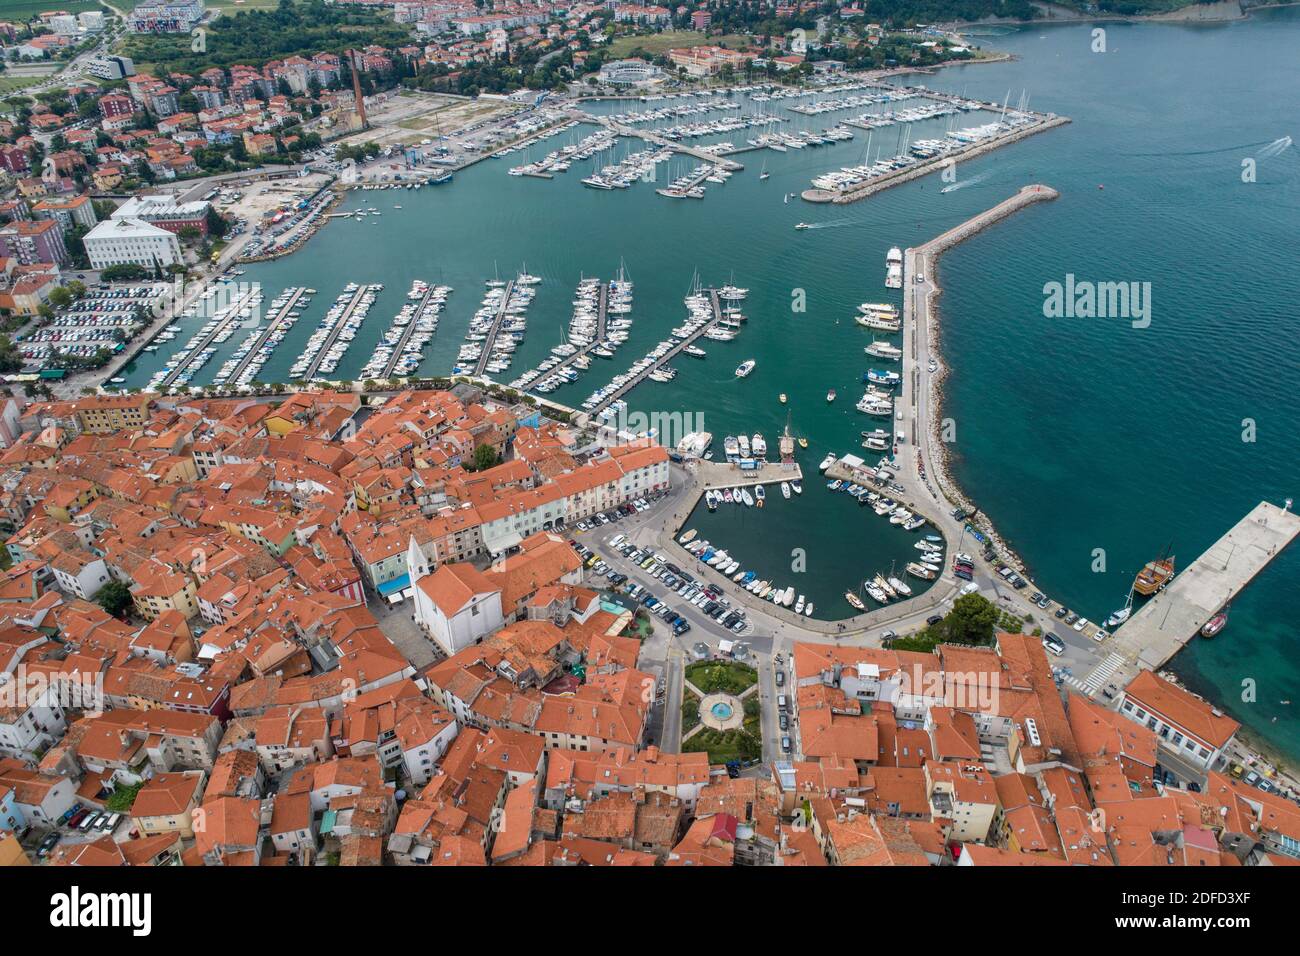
[1064,652,1125,697]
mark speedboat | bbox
[1201,610,1228,638]
[795,223,811,230]
[740,488,755,507]
[735,359,756,378]
[781,481,791,499]
[754,484,766,506]
[818,453,836,471]
[779,393,787,403]
[826,389,836,402]
[679,529,698,544]
[791,480,802,495]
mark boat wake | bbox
[940,171,989,193]
[1118,137,1297,159]
[801,219,853,230]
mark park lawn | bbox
[682,727,761,764]
[0,75,44,94]
[684,660,757,696]
[607,31,755,59]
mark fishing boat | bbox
[781,481,791,499]
[845,591,866,611]
[1133,550,1176,596]
[1201,609,1228,639]
[735,359,756,378]
[679,529,698,545]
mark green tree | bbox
[96,580,134,619]
[471,444,498,472]
[942,592,1000,646]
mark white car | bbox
[1072,617,1090,632]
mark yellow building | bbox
[131,771,205,838]
[71,394,152,434]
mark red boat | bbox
[1201,610,1228,639]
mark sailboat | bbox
[1133,545,1176,596]
[1104,589,1135,630]
[759,159,770,181]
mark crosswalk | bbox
[1063,652,1126,696]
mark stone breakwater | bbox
[916,185,1060,579]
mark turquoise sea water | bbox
[119,12,1300,760]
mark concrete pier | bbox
[159,285,264,389]
[473,279,517,377]
[380,284,440,380]
[581,113,745,172]
[585,290,730,418]
[801,115,1069,205]
[696,459,802,489]
[224,286,307,385]
[301,284,370,381]
[1111,502,1300,670]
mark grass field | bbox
[0,0,106,17]
[206,0,283,12]
[0,76,42,94]
[607,31,755,59]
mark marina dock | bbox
[379,284,440,380]
[224,286,307,384]
[158,286,264,389]
[582,113,745,173]
[300,284,369,381]
[584,290,726,418]
[530,282,609,383]
[801,114,1069,205]
[473,279,517,376]
[696,459,802,489]
[1110,502,1300,671]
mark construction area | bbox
[323,90,520,151]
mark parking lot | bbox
[18,282,169,369]
[29,802,127,862]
